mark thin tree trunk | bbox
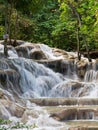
[76,27,81,60]
[4,1,8,58]
[8,2,13,44]
[68,2,91,62]
[83,35,91,62]
[13,11,18,45]
[68,2,81,61]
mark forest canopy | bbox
[0,0,98,52]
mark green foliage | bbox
[32,0,60,47]
[0,119,11,125]
[0,0,47,41]
[0,126,7,130]
[0,119,37,130]
[13,0,47,15]
[0,119,11,130]
[0,25,4,39]
[11,122,32,129]
[0,0,97,52]
[52,21,76,50]
[53,0,98,51]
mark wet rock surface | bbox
[0,41,98,130]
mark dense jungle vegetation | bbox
[0,0,98,55]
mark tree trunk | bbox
[68,2,91,62]
[13,11,18,45]
[83,35,92,62]
[8,2,13,44]
[76,27,81,60]
[4,1,8,58]
[4,38,8,57]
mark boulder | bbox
[16,46,30,58]
[76,59,88,78]
[29,49,47,60]
[50,108,77,121]
[0,99,25,118]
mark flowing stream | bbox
[0,41,98,130]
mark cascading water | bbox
[84,69,98,82]
[84,69,98,97]
[39,44,63,60]
[10,58,63,98]
[0,41,98,130]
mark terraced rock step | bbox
[30,98,98,120]
[30,98,98,129]
[69,128,98,130]
[64,120,98,130]
[30,98,98,106]
[44,106,98,121]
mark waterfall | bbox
[84,69,98,97]
[61,60,77,79]
[84,70,98,82]
[0,42,98,130]
[39,44,63,60]
[0,58,63,98]
[0,58,97,98]
[49,81,72,97]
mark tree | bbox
[0,0,98,54]
[0,0,47,57]
[53,0,98,61]
[32,0,59,46]
[0,0,9,57]
[7,0,47,43]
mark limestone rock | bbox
[50,108,77,121]
[30,49,47,60]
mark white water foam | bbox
[39,44,63,60]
